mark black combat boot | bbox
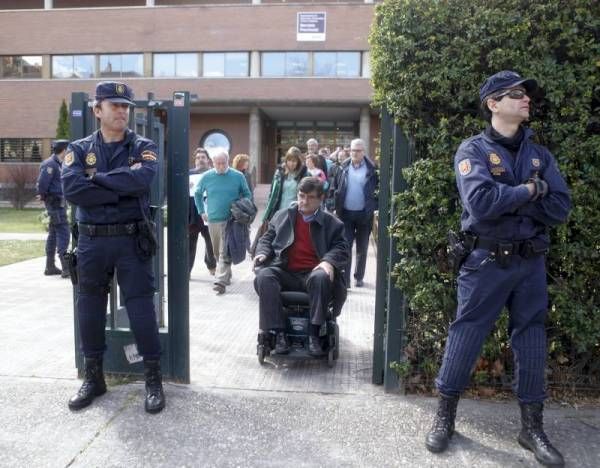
[144,360,166,414]
[425,394,459,453]
[68,357,107,410]
[59,254,70,279]
[518,402,565,467]
[44,255,62,276]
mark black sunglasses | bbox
[493,89,528,100]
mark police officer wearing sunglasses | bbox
[425,71,571,467]
[61,82,165,414]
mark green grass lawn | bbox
[0,207,46,233]
[0,240,45,266]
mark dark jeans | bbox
[254,266,332,332]
[341,209,373,284]
[189,221,216,273]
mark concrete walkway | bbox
[0,185,598,467]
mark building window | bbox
[52,55,95,79]
[100,54,143,78]
[314,52,361,77]
[1,56,42,79]
[153,53,198,77]
[0,138,43,162]
[202,53,248,77]
[262,51,362,77]
[261,52,309,77]
[200,130,231,156]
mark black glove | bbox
[528,176,548,201]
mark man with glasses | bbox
[254,177,348,356]
[425,71,571,467]
[331,138,378,287]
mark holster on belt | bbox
[63,249,78,285]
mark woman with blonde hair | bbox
[232,153,253,195]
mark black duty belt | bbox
[78,222,139,237]
[466,234,548,259]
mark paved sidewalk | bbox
[0,185,598,467]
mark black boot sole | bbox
[425,432,453,453]
[145,399,165,414]
[518,435,565,467]
[68,387,107,411]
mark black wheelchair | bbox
[257,290,340,367]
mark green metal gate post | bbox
[69,92,88,374]
[372,108,412,392]
[167,92,190,383]
[372,107,393,385]
[383,124,410,393]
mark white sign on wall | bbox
[297,12,326,42]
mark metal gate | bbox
[69,91,191,383]
[372,108,413,392]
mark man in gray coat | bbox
[254,177,348,356]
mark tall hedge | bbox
[370,0,600,390]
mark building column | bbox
[252,0,262,4]
[250,51,260,78]
[44,0,53,9]
[249,108,262,183]
[146,0,155,6]
[359,107,371,156]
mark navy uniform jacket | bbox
[37,154,64,204]
[455,128,571,245]
[61,129,158,224]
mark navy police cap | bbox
[95,81,135,106]
[479,70,537,103]
[52,139,70,153]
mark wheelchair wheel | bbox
[327,332,337,368]
[332,322,340,361]
[327,348,335,368]
[257,344,267,365]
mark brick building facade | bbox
[0,0,378,191]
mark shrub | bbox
[4,164,38,209]
[370,0,600,391]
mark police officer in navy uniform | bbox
[61,81,165,413]
[36,139,70,277]
[425,71,571,467]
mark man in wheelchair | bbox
[254,177,349,356]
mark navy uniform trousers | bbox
[435,248,548,404]
[76,233,161,360]
[45,205,69,257]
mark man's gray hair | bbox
[211,150,229,162]
[350,138,365,149]
[306,138,318,146]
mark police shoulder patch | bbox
[47,167,53,174]
[141,150,158,162]
[458,159,472,176]
[85,153,97,166]
[64,152,74,166]
[489,153,501,165]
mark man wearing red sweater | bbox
[254,177,349,356]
